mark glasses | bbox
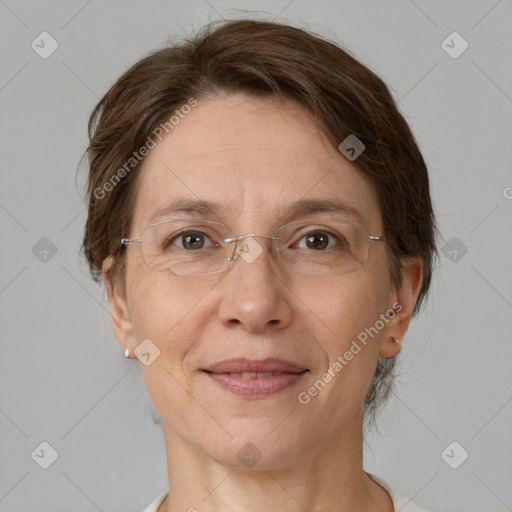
[120,217,393,278]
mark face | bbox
[105,92,419,469]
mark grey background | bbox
[0,0,511,511]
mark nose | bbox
[217,234,293,333]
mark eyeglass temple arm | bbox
[121,238,141,245]
[369,235,394,242]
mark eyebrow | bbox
[147,196,366,226]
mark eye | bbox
[166,230,218,250]
[293,229,345,251]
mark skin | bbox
[102,92,423,512]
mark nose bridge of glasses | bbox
[224,233,280,263]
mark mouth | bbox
[214,371,297,378]
[202,371,309,397]
[201,358,309,397]
[203,357,308,374]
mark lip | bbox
[204,371,308,397]
[202,358,309,398]
[203,357,307,374]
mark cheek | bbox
[306,267,389,341]
[125,264,187,360]
[291,272,390,439]
[127,271,208,420]
[126,263,227,378]
[314,266,391,381]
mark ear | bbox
[102,256,136,357]
[379,256,424,359]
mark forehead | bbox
[131,93,382,233]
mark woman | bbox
[82,19,437,512]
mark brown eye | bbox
[295,230,341,251]
[304,232,330,250]
[181,232,206,250]
[167,231,212,250]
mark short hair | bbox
[82,19,438,427]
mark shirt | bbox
[142,473,429,512]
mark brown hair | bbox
[82,19,438,426]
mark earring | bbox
[124,347,130,358]
[392,337,401,344]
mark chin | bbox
[206,422,306,470]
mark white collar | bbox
[143,474,430,512]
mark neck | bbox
[159,411,393,512]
